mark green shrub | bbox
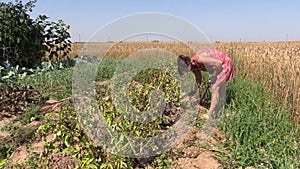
[0,0,71,68]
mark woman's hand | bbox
[188,89,197,96]
[189,60,198,70]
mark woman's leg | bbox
[199,83,226,143]
[207,83,226,118]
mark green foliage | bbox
[0,65,29,85]
[0,159,8,168]
[36,106,132,169]
[1,54,298,168]
[97,68,181,139]
[29,58,184,168]
[0,59,76,86]
[42,19,72,61]
[96,57,123,81]
[218,77,300,168]
[16,104,41,125]
[0,144,14,160]
[0,0,71,68]
[150,152,173,169]
[0,0,43,68]
[36,106,100,168]
[9,62,74,100]
[0,84,40,115]
[130,68,180,108]
[0,122,38,163]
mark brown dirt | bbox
[173,149,221,169]
[170,127,223,169]
[142,104,225,169]
[5,131,53,166]
[0,113,16,128]
[0,116,15,140]
[6,147,80,169]
[46,153,80,169]
[40,97,70,114]
[1,98,76,168]
[143,126,224,169]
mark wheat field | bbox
[216,42,300,120]
[69,41,300,119]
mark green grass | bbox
[15,67,74,100]
[15,104,42,125]
[218,77,299,168]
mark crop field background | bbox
[1,41,299,168]
[217,42,300,120]
[70,41,300,120]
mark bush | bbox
[0,0,71,68]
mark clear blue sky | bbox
[3,0,300,42]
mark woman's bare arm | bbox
[189,70,202,95]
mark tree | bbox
[0,0,72,68]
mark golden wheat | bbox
[70,41,300,118]
[216,42,300,119]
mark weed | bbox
[218,77,299,168]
